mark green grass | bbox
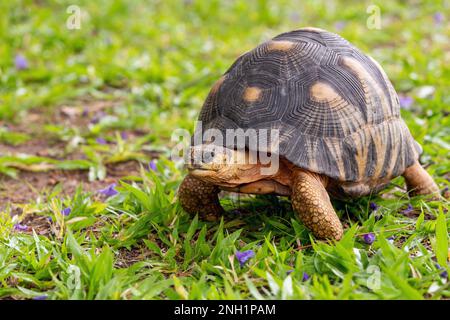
[0,0,449,300]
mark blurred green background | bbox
[0,0,448,300]
[1,1,448,140]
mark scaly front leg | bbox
[178,174,224,221]
[291,169,343,240]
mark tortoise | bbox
[178,27,440,240]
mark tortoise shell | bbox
[196,28,421,183]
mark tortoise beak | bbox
[187,163,204,170]
[186,163,219,172]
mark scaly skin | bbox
[179,159,440,241]
[291,169,343,240]
[179,174,224,221]
[403,161,440,198]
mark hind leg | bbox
[291,169,343,240]
[403,162,440,197]
[178,175,224,221]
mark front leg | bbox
[291,169,343,240]
[178,174,224,221]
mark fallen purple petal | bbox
[363,233,375,245]
[436,264,448,279]
[334,21,346,31]
[14,223,28,231]
[61,207,72,216]
[398,95,413,109]
[96,137,107,145]
[433,12,444,24]
[235,250,255,266]
[402,204,414,215]
[90,111,106,124]
[98,183,119,198]
[14,54,28,70]
[302,272,310,281]
[286,269,294,275]
[149,160,157,171]
[32,295,48,300]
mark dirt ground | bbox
[0,161,142,211]
[0,99,152,213]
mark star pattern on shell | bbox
[197,28,420,187]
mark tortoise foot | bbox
[179,174,225,220]
[403,162,440,199]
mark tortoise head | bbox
[186,145,265,186]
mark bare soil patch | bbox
[0,98,155,212]
[0,161,142,212]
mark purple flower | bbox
[104,37,113,46]
[148,160,157,171]
[120,131,128,140]
[369,202,379,211]
[14,54,28,70]
[96,137,107,145]
[363,233,375,244]
[90,111,106,124]
[289,12,300,23]
[61,207,72,216]
[436,264,448,279]
[401,204,414,215]
[334,21,346,31]
[398,95,413,109]
[302,272,310,281]
[32,295,48,300]
[98,183,118,198]
[14,223,28,231]
[433,12,444,24]
[235,250,255,267]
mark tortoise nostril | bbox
[191,147,204,166]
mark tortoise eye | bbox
[203,151,215,163]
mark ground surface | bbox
[0,0,449,299]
